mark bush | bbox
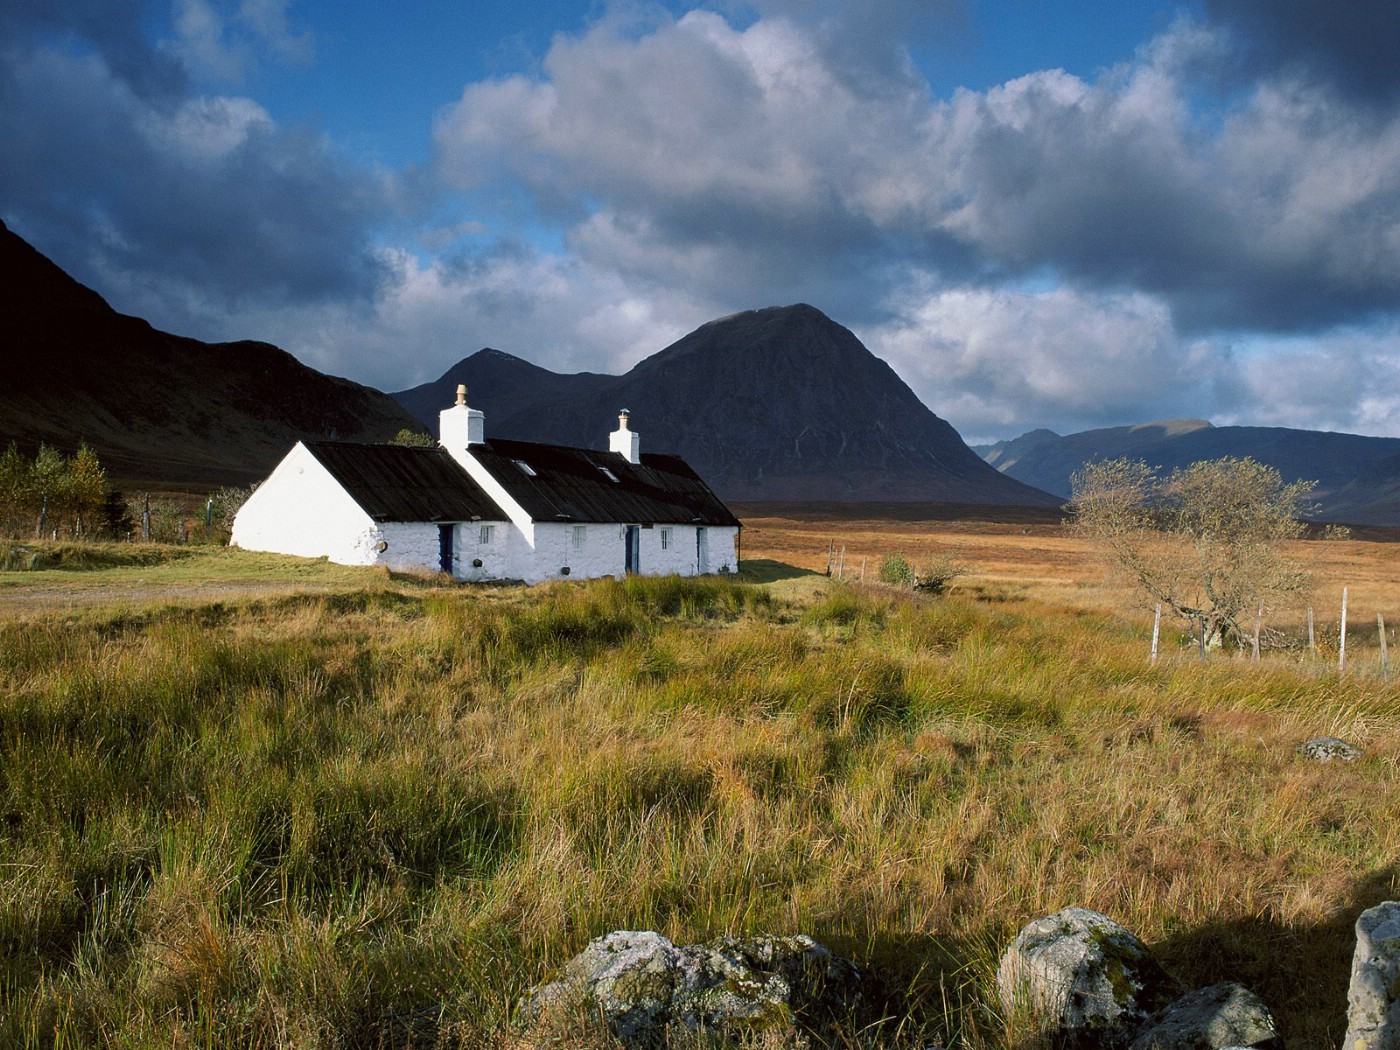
[878,554,914,586]
[913,554,970,595]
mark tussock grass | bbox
[2,572,1397,1047]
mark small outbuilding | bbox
[232,388,741,583]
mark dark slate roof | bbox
[303,441,502,523]
[471,438,741,526]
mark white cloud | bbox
[863,283,1217,438]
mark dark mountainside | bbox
[395,305,1061,505]
[0,220,419,488]
[975,420,1400,524]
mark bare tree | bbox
[1069,457,1315,649]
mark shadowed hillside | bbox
[0,220,420,488]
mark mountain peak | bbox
[396,305,1060,506]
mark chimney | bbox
[609,408,640,464]
[439,384,485,450]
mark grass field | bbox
[2,519,1400,1048]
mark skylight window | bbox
[597,465,619,483]
[513,459,537,477]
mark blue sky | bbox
[5,0,1400,443]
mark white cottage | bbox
[232,387,741,584]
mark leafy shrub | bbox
[878,554,914,586]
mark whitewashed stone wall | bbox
[232,444,380,565]
[369,521,445,573]
[451,520,518,581]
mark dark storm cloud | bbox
[0,0,187,100]
[0,8,390,340]
[1205,0,1400,105]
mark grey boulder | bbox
[1344,901,1400,1050]
[1298,737,1362,762]
[525,929,863,1046]
[1129,982,1282,1049]
[998,907,1182,1046]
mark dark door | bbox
[438,524,453,574]
[625,525,639,574]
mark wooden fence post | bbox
[1252,603,1263,663]
[1307,606,1315,657]
[1151,604,1161,665]
[1198,615,1207,661]
[1380,613,1390,678]
[1339,587,1349,673]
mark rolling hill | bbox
[975,420,1400,524]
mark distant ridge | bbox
[976,420,1400,524]
[0,220,419,488]
[395,304,1060,506]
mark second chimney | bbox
[609,409,639,464]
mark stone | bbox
[1298,737,1362,762]
[1129,982,1283,1049]
[1344,901,1400,1050]
[525,929,863,1047]
[998,907,1182,1046]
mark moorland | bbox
[3,510,1400,1048]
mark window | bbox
[572,525,586,551]
[479,524,494,545]
[513,459,536,477]
[596,465,620,482]
[660,527,672,551]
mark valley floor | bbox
[2,518,1399,1047]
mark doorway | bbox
[438,524,453,575]
[624,525,640,574]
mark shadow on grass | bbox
[797,862,1399,1050]
[737,558,818,583]
[1146,863,1398,1049]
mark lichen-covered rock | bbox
[1344,902,1400,1050]
[1298,737,1362,762]
[1129,983,1282,1049]
[998,908,1182,1046]
[525,929,863,1046]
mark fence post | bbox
[1339,587,1349,673]
[1198,615,1207,661]
[1380,613,1390,678]
[1151,604,1161,665]
[1252,603,1263,662]
[1307,606,1316,658]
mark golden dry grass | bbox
[4,519,1400,1048]
[738,504,1400,653]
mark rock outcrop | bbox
[998,908,1182,1045]
[1344,902,1400,1050]
[999,909,1285,1049]
[524,929,863,1047]
[1129,983,1282,1049]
